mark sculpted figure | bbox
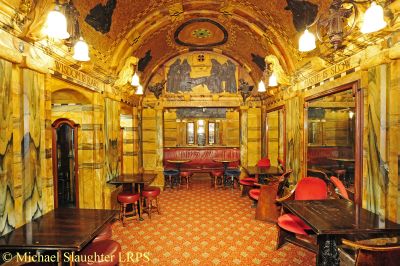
[265,55,291,86]
[167,59,181,92]
[114,56,139,88]
[20,0,54,41]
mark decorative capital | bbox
[238,79,254,102]
[148,80,166,99]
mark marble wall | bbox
[104,98,120,181]
[364,63,400,222]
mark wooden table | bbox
[328,157,355,168]
[213,159,238,171]
[243,166,282,184]
[0,208,117,265]
[166,159,191,171]
[282,199,400,266]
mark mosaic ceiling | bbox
[66,0,332,84]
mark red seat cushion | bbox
[277,214,311,235]
[117,192,140,203]
[249,189,260,200]
[241,177,256,182]
[239,179,255,186]
[93,223,112,242]
[330,176,349,199]
[78,240,121,266]
[257,157,271,167]
[211,170,224,176]
[142,189,160,198]
[180,171,191,177]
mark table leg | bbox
[316,235,340,266]
[135,183,144,221]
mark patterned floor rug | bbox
[111,179,315,265]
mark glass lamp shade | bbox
[73,38,90,61]
[44,7,70,39]
[131,72,140,87]
[299,29,316,52]
[135,84,144,95]
[268,72,278,87]
[258,80,266,92]
[360,2,387,34]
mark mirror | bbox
[306,88,356,196]
[187,122,195,144]
[266,107,285,167]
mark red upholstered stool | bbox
[78,240,121,266]
[180,171,192,189]
[93,223,112,242]
[239,177,256,196]
[117,192,140,226]
[249,188,260,201]
[334,169,347,184]
[141,186,161,219]
[211,170,224,189]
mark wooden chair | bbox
[329,175,349,199]
[341,237,400,266]
[248,170,292,222]
[276,177,328,252]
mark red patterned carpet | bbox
[111,178,315,265]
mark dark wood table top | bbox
[213,159,238,163]
[244,166,282,176]
[282,199,400,235]
[166,159,191,164]
[328,158,355,163]
[108,173,157,185]
[0,208,117,251]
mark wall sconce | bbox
[258,55,290,92]
[299,0,387,51]
[135,84,144,95]
[43,1,90,61]
[257,80,266,92]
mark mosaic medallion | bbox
[174,18,228,47]
[192,28,212,39]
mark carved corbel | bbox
[114,56,139,88]
[264,55,291,86]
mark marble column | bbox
[154,106,164,187]
[132,107,139,173]
[261,106,267,158]
[240,106,248,168]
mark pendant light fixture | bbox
[268,72,278,87]
[258,80,266,92]
[299,29,316,52]
[360,1,387,34]
[73,37,90,61]
[131,72,140,87]
[43,5,70,39]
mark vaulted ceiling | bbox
[71,0,331,85]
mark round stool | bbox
[78,240,121,266]
[239,177,256,196]
[224,168,241,189]
[163,169,179,190]
[117,192,140,226]
[93,223,112,242]
[180,171,192,189]
[211,170,224,189]
[141,186,161,219]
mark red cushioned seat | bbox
[277,214,312,235]
[257,157,271,167]
[93,223,112,242]
[239,180,255,186]
[180,171,191,177]
[249,189,260,200]
[142,188,160,198]
[211,170,224,176]
[117,192,140,203]
[78,240,121,266]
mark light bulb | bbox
[299,29,316,52]
[131,72,140,87]
[258,80,266,92]
[360,2,386,34]
[43,6,69,39]
[73,37,90,61]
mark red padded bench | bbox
[164,148,240,173]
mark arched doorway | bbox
[52,119,79,208]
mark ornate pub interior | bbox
[0,0,400,265]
